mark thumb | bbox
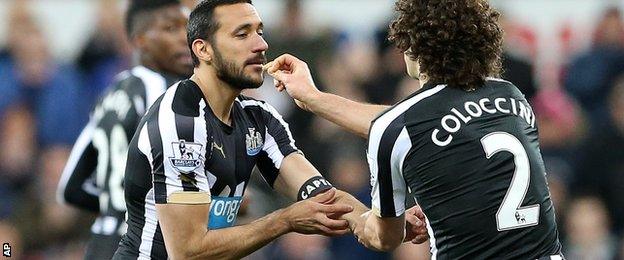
[310,188,336,203]
[270,70,291,84]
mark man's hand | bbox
[404,205,429,244]
[264,54,321,111]
[279,189,354,236]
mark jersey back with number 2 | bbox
[374,79,562,259]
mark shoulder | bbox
[483,77,526,99]
[235,95,280,116]
[372,84,447,133]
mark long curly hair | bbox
[389,0,504,90]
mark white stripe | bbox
[234,182,245,196]
[57,118,97,204]
[368,85,445,215]
[158,83,184,197]
[137,125,152,170]
[237,99,298,150]
[425,214,438,260]
[131,66,168,111]
[550,255,563,260]
[388,127,411,215]
[194,99,211,193]
[486,77,512,84]
[138,188,158,260]
[261,130,285,168]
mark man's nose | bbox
[251,34,268,53]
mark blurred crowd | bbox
[0,0,623,259]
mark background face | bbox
[1,1,623,259]
[139,4,193,77]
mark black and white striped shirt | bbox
[114,79,298,259]
[367,79,562,259]
[56,66,180,259]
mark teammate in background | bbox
[56,1,193,259]
[265,0,564,258]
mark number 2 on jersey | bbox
[92,125,128,212]
[481,132,539,231]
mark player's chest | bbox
[204,116,264,196]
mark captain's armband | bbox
[297,176,333,201]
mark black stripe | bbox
[256,150,279,188]
[150,223,168,259]
[376,115,406,217]
[175,112,199,192]
[147,98,167,204]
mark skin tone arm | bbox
[264,54,430,248]
[264,56,389,138]
[157,153,355,260]
[275,153,429,250]
[157,188,353,260]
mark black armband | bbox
[297,176,333,201]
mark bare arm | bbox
[158,203,288,260]
[158,189,352,260]
[333,190,406,251]
[305,92,388,138]
[265,54,389,138]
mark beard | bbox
[212,47,265,90]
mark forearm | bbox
[334,190,369,230]
[334,191,403,251]
[306,92,388,138]
[187,209,290,260]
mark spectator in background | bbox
[572,75,624,237]
[360,27,408,105]
[0,1,87,146]
[564,196,618,260]
[0,1,89,258]
[499,14,538,101]
[76,0,132,108]
[564,7,624,130]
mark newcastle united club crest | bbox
[170,140,204,173]
[245,128,263,156]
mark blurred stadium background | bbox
[0,0,623,259]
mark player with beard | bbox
[112,1,374,259]
[56,1,192,259]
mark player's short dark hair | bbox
[187,0,253,67]
[125,0,181,38]
[389,0,504,90]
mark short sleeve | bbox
[137,87,211,204]
[245,101,300,187]
[368,117,411,218]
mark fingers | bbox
[317,214,350,230]
[411,234,429,244]
[264,53,306,76]
[320,203,354,215]
[405,213,423,228]
[318,225,351,236]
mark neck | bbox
[140,55,161,74]
[416,75,428,91]
[190,67,240,125]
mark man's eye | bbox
[257,31,264,36]
[236,33,248,38]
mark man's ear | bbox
[192,39,214,65]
